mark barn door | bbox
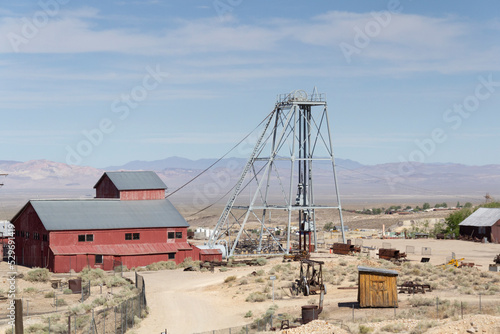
[370,280,389,306]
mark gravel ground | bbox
[274,315,500,334]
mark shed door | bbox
[370,280,389,306]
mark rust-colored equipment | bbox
[378,248,407,261]
[331,242,361,255]
[398,281,432,294]
[291,259,326,296]
[284,249,310,262]
[301,291,324,324]
[68,278,82,293]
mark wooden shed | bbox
[357,266,398,308]
[459,208,500,243]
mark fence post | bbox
[48,318,51,333]
[479,294,482,313]
[68,315,70,334]
[27,300,29,317]
[436,297,439,319]
[103,309,106,334]
[352,304,354,321]
[131,298,135,327]
[461,301,463,319]
[115,307,117,334]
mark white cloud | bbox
[0,8,498,75]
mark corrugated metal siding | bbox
[12,203,51,270]
[95,175,120,198]
[120,189,165,200]
[459,208,500,227]
[50,243,181,255]
[28,199,189,230]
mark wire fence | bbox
[6,273,147,334]
[193,295,500,334]
[68,289,146,334]
[192,318,274,334]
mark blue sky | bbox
[1,0,500,168]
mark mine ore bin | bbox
[301,305,319,324]
[69,278,82,293]
[378,248,405,260]
[358,266,398,308]
[332,243,361,255]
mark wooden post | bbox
[15,299,23,334]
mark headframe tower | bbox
[208,89,345,256]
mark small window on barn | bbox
[43,234,48,242]
[168,232,175,239]
[86,234,94,242]
[133,233,140,240]
[78,235,85,242]
[175,232,182,239]
[25,232,30,239]
[95,255,103,264]
[168,253,175,260]
[125,233,132,240]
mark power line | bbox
[165,111,273,199]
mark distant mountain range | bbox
[0,158,498,205]
[105,156,365,171]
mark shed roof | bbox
[357,266,398,276]
[459,208,500,227]
[14,199,188,231]
[94,171,167,191]
[50,242,192,256]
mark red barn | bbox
[12,171,220,273]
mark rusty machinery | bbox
[291,259,327,296]
[378,248,407,262]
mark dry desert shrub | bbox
[246,292,267,302]
[25,268,50,282]
[145,260,177,270]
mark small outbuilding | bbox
[357,266,398,308]
[459,208,500,243]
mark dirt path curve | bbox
[125,267,258,334]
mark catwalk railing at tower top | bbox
[276,90,326,104]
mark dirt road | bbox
[126,267,259,334]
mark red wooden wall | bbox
[94,174,164,200]
[12,203,51,270]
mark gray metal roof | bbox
[459,208,500,227]
[357,266,399,276]
[26,199,188,231]
[94,171,167,191]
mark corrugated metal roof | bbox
[357,266,398,276]
[94,171,167,190]
[28,199,188,231]
[50,242,192,255]
[199,249,222,255]
[459,208,500,227]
